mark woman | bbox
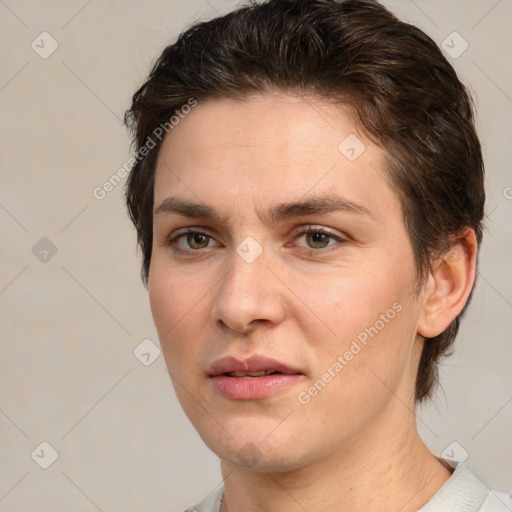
[124,1,510,510]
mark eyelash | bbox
[163,226,347,256]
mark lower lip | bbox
[210,374,304,400]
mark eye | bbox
[165,229,219,253]
[294,227,345,251]
[183,232,211,249]
[163,226,346,255]
[303,231,332,249]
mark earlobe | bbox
[418,229,478,339]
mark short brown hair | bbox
[124,0,485,402]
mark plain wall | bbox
[1,1,511,510]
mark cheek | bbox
[148,266,201,365]
[291,264,408,342]
[290,261,419,388]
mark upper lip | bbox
[208,355,302,377]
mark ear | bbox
[418,228,478,338]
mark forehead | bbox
[153,93,400,222]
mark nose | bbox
[211,245,287,333]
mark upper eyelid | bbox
[169,225,343,239]
[292,225,343,236]
[291,228,346,249]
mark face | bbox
[149,93,426,472]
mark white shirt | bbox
[182,460,511,512]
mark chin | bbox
[195,423,315,473]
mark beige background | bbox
[0,1,511,510]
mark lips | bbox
[226,370,276,377]
[208,355,301,377]
[208,355,304,400]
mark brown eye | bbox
[165,229,221,254]
[305,232,331,249]
[293,227,346,253]
[186,233,210,249]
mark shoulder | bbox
[178,465,512,512]
[179,485,224,512]
[479,491,512,512]
[418,460,511,512]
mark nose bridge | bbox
[212,239,285,332]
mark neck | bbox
[219,402,452,512]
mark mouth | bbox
[208,355,304,400]
[208,355,302,376]
[222,370,287,378]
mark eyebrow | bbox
[153,194,373,223]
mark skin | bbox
[148,93,477,511]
